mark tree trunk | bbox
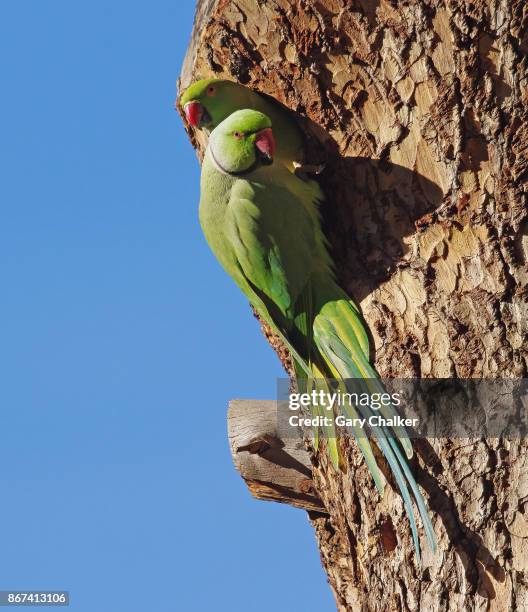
[178,1,528,610]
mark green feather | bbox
[198,109,436,560]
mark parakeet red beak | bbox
[255,128,275,165]
[184,101,204,127]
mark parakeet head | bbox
[208,109,275,175]
[181,79,248,130]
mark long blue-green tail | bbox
[310,297,437,561]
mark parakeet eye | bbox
[233,131,244,139]
[207,85,216,96]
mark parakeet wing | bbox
[224,178,316,324]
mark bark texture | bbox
[179,1,528,610]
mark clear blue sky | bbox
[0,2,334,610]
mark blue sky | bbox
[0,2,334,610]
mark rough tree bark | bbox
[178,1,528,610]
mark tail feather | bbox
[337,380,386,495]
[347,381,436,560]
[386,434,437,554]
[311,306,437,560]
[297,367,340,468]
[314,308,413,457]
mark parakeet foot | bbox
[293,162,326,181]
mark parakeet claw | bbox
[293,162,326,181]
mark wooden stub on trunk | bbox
[227,400,325,513]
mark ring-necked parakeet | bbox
[181,78,303,171]
[197,109,436,560]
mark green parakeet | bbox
[181,78,303,171]
[197,108,436,560]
